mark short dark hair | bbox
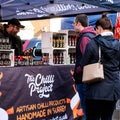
[95,12,113,31]
[75,14,89,27]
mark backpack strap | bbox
[82,32,95,39]
[77,32,95,45]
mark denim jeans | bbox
[76,83,86,120]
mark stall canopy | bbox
[0,0,110,21]
[78,0,120,12]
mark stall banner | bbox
[114,12,120,40]
[0,0,108,21]
[0,65,83,120]
[61,13,116,30]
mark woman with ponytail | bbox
[79,13,120,120]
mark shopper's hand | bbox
[70,69,74,76]
[70,69,75,81]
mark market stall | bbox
[0,1,120,120]
[0,65,85,120]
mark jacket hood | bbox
[94,35,120,59]
[80,26,96,36]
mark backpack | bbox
[80,32,95,41]
[74,32,96,83]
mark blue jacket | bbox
[81,35,120,101]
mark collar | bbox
[101,31,113,36]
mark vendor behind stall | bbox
[2,18,25,56]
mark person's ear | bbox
[97,26,103,33]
